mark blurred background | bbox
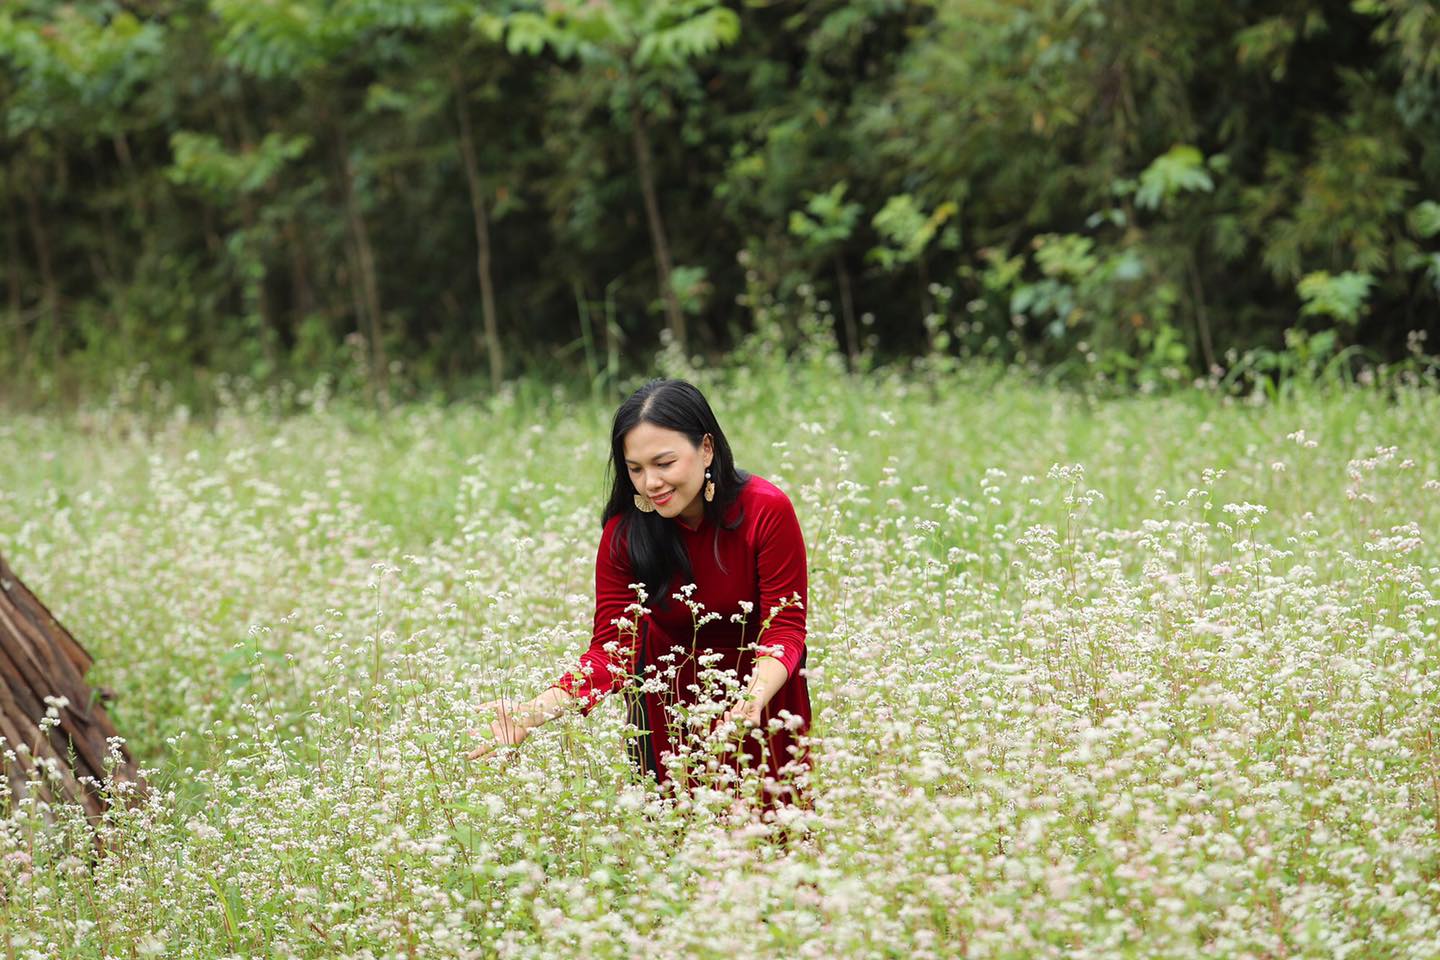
[1,0,1437,407]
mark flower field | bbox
[1,358,1438,958]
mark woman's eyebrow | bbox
[625,450,677,464]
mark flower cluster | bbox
[0,369,1437,957]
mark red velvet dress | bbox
[552,474,813,812]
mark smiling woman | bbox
[624,420,712,525]
[466,378,813,817]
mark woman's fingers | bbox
[466,702,531,760]
[723,703,758,725]
[716,705,758,738]
[466,722,496,760]
[468,724,525,759]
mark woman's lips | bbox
[652,491,674,505]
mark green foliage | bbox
[1297,271,1375,323]
[0,0,1437,402]
[1134,145,1216,211]
[1248,108,1415,282]
[0,5,164,137]
[636,5,740,67]
[667,264,711,316]
[868,194,957,271]
[978,231,1186,389]
[499,0,739,68]
[167,132,312,198]
[1410,201,1440,239]
[788,182,863,254]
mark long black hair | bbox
[602,378,749,608]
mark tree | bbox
[788,181,864,364]
[165,130,312,380]
[868,192,957,331]
[210,0,442,402]
[0,4,164,374]
[493,0,741,353]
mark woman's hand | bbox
[720,692,764,731]
[466,699,534,760]
[718,657,787,733]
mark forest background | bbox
[2,0,1438,408]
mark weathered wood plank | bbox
[0,553,144,827]
[0,555,93,675]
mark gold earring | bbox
[634,494,656,513]
[704,469,715,503]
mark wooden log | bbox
[0,553,146,828]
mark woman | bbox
[466,378,812,814]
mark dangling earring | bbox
[703,469,715,503]
[634,494,656,513]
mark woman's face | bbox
[623,421,714,525]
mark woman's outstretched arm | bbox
[468,515,634,760]
[467,686,576,760]
[549,515,643,716]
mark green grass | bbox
[1,350,1438,957]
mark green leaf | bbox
[505,12,559,57]
[1409,201,1440,239]
[1297,270,1374,323]
[1134,144,1215,210]
[870,194,955,268]
[1136,145,1215,210]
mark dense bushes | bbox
[1,0,1437,401]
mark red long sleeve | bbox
[551,515,639,716]
[749,485,808,679]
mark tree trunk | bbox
[22,159,60,367]
[111,131,148,223]
[0,553,147,833]
[286,220,315,330]
[834,252,859,367]
[452,70,504,389]
[333,126,388,403]
[917,252,932,329]
[628,100,686,352]
[1186,248,1217,373]
[236,196,277,374]
[4,184,24,364]
[232,105,279,370]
